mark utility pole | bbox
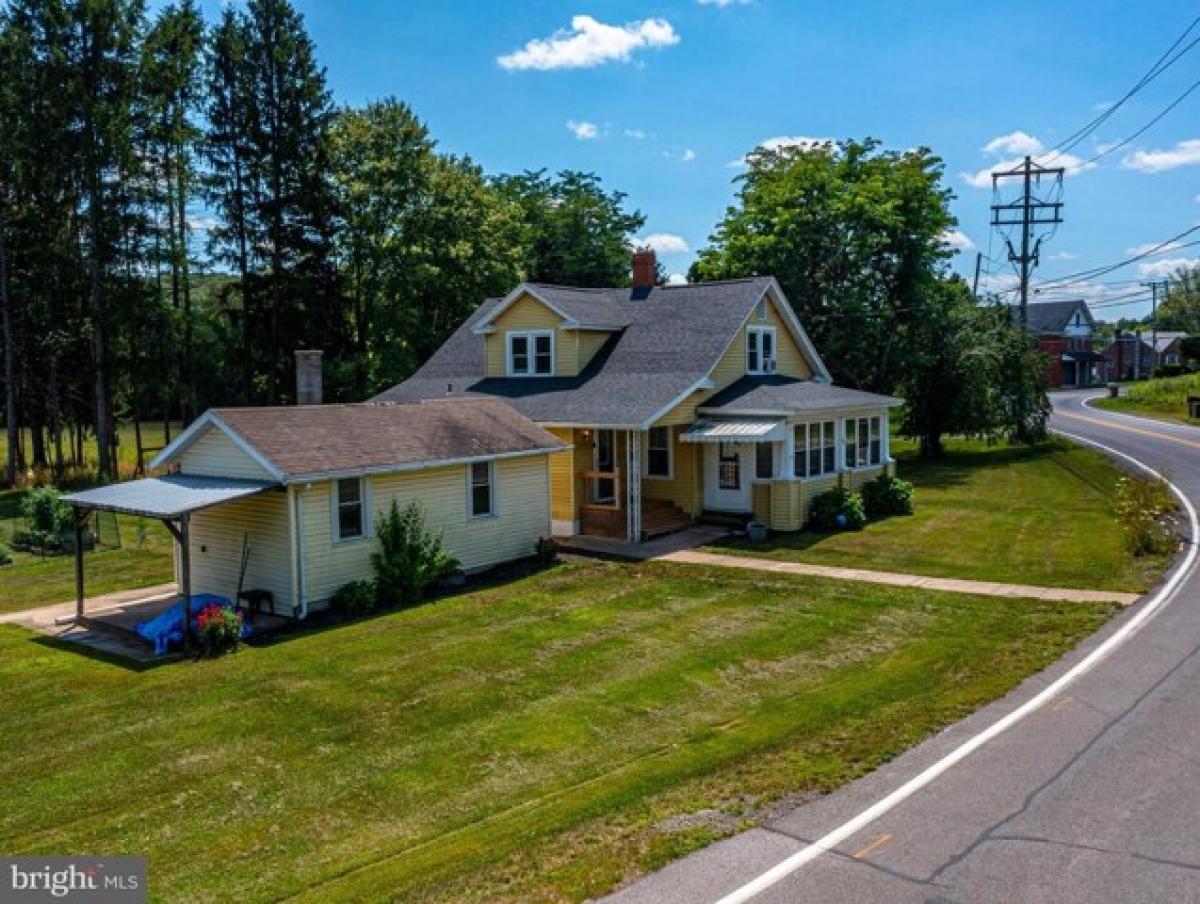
[1142,279,1168,372]
[971,251,983,299]
[991,155,1065,328]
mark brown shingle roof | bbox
[207,398,566,481]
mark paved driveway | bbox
[604,391,1200,904]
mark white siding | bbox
[177,426,275,481]
[299,454,551,608]
[185,489,294,611]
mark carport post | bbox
[72,506,91,621]
[179,512,192,653]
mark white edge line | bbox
[715,427,1199,904]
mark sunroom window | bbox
[793,421,835,478]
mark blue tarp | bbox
[134,593,251,655]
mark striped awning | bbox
[680,419,786,443]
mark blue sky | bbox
[198,0,1199,320]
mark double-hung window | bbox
[469,461,494,517]
[746,326,777,374]
[845,417,884,468]
[507,331,554,376]
[646,426,672,478]
[335,477,365,541]
[793,421,836,478]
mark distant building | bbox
[1014,300,1102,387]
[1103,330,1188,380]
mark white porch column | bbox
[882,412,891,462]
[782,423,795,479]
[626,429,643,542]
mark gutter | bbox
[290,484,309,619]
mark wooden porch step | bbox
[699,509,752,530]
[641,499,692,539]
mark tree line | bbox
[0,0,645,483]
[0,1,1045,486]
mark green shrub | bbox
[11,528,54,552]
[808,486,867,531]
[862,474,915,518]
[330,579,378,617]
[1113,475,1175,557]
[0,543,12,565]
[21,487,74,536]
[372,500,461,607]
[1151,363,1190,379]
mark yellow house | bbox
[65,398,566,622]
[376,250,902,542]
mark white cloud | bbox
[624,128,647,139]
[1126,240,1185,257]
[961,131,1094,188]
[728,135,834,167]
[1047,250,1079,261]
[939,229,975,252]
[1093,100,1113,112]
[1121,139,1200,173]
[982,130,1043,157]
[681,148,697,162]
[638,233,690,254]
[497,15,679,71]
[698,0,751,5]
[667,273,689,285]
[566,119,599,140]
[1137,257,1200,279]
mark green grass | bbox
[0,488,174,614]
[0,559,1115,903]
[711,436,1167,592]
[0,421,183,480]
[1092,373,1200,425]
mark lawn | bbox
[1092,373,1200,425]
[711,436,1167,592]
[0,488,174,614]
[0,420,183,480]
[0,559,1116,903]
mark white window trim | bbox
[467,459,497,519]
[844,415,886,469]
[793,420,838,480]
[506,330,555,377]
[644,426,674,480]
[331,476,370,544]
[746,325,778,375]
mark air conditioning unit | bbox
[763,359,777,374]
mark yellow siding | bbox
[177,426,274,481]
[769,480,801,531]
[575,330,611,373]
[654,291,814,425]
[752,482,771,523]
[299,455,551,606]
[642,428,702,514]
[546,427,576,528]
[484,293,568,377]
[186,489,293,609]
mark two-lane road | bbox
[608,391,1200,904]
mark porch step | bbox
[699,509,753,530]
[641,499,692,539]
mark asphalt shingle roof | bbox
[1014,299,1094,335]
[700,376,902,414]
[374,278,783,426]
[207,398,566,480]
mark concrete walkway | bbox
[658,549,1140,605]
[0,582,178,629]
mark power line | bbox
[1067,75,1200,172]
[1032,227,1200,290]
[990,156,1065,326]
[1044,15,1200,162]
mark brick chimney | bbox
[632,247,657,290]
[295,349,323,405]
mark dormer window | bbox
[746,326,777,375]
[507,330,554,376]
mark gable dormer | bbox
[712,287,815,387]
[476,286,622,378]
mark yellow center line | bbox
[851,833,893,860]
[1057,410,1200,451]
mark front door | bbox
[704,443,752,512]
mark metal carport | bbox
[62,475,278,651]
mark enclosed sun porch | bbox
[547,410,896,544]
